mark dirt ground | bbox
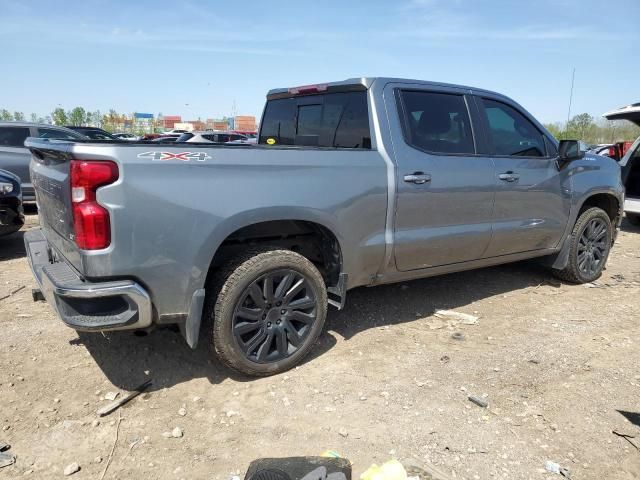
[1,210,639,480]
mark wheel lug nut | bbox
[267,322,271,327]
[276,320,281,325]
[281,309,286,314]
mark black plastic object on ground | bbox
[245,457,351,480]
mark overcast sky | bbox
[1,0,638,123]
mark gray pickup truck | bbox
[24,77,624,376]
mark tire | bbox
[553,207,612,284]
[626,213,640,226]
[208,248,328,377]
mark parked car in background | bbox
[588,144,614,157]
[151,135,179,143]
[65,126,120,141]
[164,129,189,135]
[24,77,623,377]
[0,122,86,201]
[230,130,257,138]
[177,131,250,143]
[604,103,640,225]
[113,133,140,141]
[0,169,24,237]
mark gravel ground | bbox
[1,210,639,479]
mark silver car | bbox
[176,131,250,143]
[0,122,85,201]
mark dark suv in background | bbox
[0,169,24,237]
[0,122,86,201]
[64,126,120,140]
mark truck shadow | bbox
[75,327,337,391]
[0,230,26,261]
[621,216,640,233]
[76,259,555,391]
[327,260,557,342]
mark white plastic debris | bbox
[434,309,479,325]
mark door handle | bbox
[404,172,431,184]
[498,171,520,182]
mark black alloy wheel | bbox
[576,217,609,278]
[232,269,318,364]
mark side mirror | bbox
[558,140,585,161]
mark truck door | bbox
[386,85,496,271]
[475,96,570,257]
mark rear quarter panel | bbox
[73,144,388,317]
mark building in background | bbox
[173,122,194,132]
[134,112,154,132]
[213,120,230,130]
[234,115,256,132]
[188,120,206,131]
[162,115,182,129]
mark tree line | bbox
[0,107,167,134]
[544,113,639,145]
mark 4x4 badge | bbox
[137,151,211,162]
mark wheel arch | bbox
[195,207,346,293]
[551,190,621,271]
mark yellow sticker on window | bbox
[266,138,276,145]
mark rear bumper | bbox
[24,229,153,331]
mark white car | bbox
[113,133,140,141]
[604,103,640,226]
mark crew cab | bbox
[24,78,624,376]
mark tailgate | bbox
[603,103,640,126]
[25,138,84,270]
[27,138,74,240]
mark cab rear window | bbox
[259,91,371,149]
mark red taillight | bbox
[70,160,119,250]
[288,83,328,95]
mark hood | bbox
[603,103,640,127]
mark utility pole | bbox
[565,67,576,135]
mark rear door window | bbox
[259,91,371,148]
[397,90,475,155]
[0,127,30,147]
[480,99,546,157]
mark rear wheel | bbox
[626,213,640,226]
[553,207,612,284]
[208,248,327,376]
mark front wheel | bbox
[553,207,612,284]
[208,248,327,377]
